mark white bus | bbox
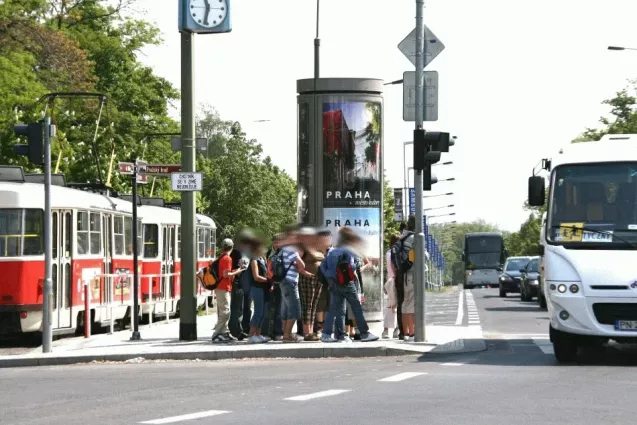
[528,134,637,362]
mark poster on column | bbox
[322,101,381,208]
[322,99,383,316]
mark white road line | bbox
[455,289,464,325]
[284,389,351,401]
[378,372,427,382]
[441,362,464,366]
[139,410,230,424]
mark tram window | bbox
[89,212,101,255]
[64,212,72,257]
[23,209,43,255]
[197,227,205,258]
[204,228,211,258]
[124,217,133,256]
[137,219,143,256]
[0,209,21,257]
[114,216,125,255]
[143,224,158,258]
[211,228,216,258]
[52,212,58,259]
[76,211,89,255]
[177,226,181,259]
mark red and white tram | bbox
[0,166,216,336]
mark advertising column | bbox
[322,100,383,317]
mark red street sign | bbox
[118,161,148,183]
[118,162,134,175]
[139,164,181,176]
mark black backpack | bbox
[270,249,293,282]
[391,232,415,273]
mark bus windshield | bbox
[547,162,637,247]
[465,235,503,269]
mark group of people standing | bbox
[208,225,380,343]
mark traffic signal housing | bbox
[13,121,44,165]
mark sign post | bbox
[397,2,446,343]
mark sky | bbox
[126,0,637,232]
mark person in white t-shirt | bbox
[382,234,401,339]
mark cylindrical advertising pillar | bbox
[297,78,384,321]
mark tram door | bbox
[51,210,72,329]
[161,226,176,300]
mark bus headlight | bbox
[558,284,567,293]
[569,284,579,293]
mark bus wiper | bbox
[550,224,637,248]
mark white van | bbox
[528,134,637,362]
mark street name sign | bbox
[398,24,445,70]
[402,71,438,122]
[139,164,182,176]
[171,172,203,192]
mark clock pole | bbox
[179,29,198,341]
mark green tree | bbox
[383,174,400,254]
[195,107,296,246]
[573,82,637,142]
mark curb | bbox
[0,339,487,368]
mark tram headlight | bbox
[557,284,567,293]
[569,284,579,294]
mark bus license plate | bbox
[615,320,637,331]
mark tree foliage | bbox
[0,0,296,247]
[573,81,637,142]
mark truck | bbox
[528,134,637,362]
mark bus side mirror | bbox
[528,176,545,206]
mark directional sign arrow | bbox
[398,24,445,70]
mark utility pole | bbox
[130,158,141,340]
[42,116,53,352]
[179,30,197,341]
[413,0,427,343]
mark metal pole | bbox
[414,0,427,343]
[179,31,197,340]
[42,116,53,353]
[130,160,141,340]
[314,0,320,79]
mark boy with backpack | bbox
[319,227,379,343]
[212,239,246,343]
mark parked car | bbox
[499,256,530,297]
[520,256,541,301]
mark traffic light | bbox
[13,121,44,165]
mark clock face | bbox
[189,0,228,28]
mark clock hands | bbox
[203,0,211,26]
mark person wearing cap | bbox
[319,227,379,343]
[212,239,246,343]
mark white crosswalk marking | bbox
[465,290,481,325]
[284,389,351,401]
[378,372,427,382]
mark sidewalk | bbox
[0,311,485,368]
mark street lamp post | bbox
[608,46,637,51]
[424,204,454,212]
